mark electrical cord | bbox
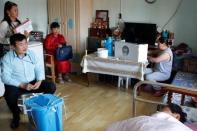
[162,0,183,30]
[120,0,122,15]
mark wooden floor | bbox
[0,74,159,131]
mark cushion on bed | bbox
[172,71,197,88]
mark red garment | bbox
[44,33,71,74]
[56,61,71,74]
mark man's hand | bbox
[26,84,34,91]
[19,83,27,89]
[32,81,42,90]
[19,83,34,91]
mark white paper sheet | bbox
[15,20,33,34]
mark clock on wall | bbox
[145,0,156,4]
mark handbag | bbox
[55,45,73,61]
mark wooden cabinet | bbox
[87,28,111,52]
[183,57,197,73]
[89,28,111,39]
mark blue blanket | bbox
[172,71,197,88]
[163,71,197,105]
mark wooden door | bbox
[47,0,62,32]
[47,0,78,53]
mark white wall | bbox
[0,0,48,36]
[93,0,197,55]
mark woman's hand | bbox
[58,44,63,48]
[24,30,29,38]
[148,56,154,62]
[148,53,170,63]
[13,29,17,34]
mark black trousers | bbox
[0,44,4,58]
[4,80,56,119]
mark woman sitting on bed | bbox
[106,103,191,131]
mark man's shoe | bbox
[63,75,72,82]
[10,118,20,129]
[57,77,65,84]
[66,78,72,82]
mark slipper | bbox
[141,85,154,93]
[153,90,166,97]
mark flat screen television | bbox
[121,22,157,46]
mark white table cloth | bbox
[81,54,148,81]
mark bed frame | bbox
[133,80,197,117]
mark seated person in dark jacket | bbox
[1,33,56,129]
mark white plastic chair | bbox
[118,77,131,90]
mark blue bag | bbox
[25,94,64,131]
[55,45,73,61]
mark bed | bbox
[106,80,197,131]
[106,113,193,131]
[163,71,197,105]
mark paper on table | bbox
[15,19,33,34]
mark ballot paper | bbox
[15,19,33,34]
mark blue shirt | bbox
[1,49,45,87]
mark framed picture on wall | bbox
[96,10,109,21]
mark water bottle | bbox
[104,37,113,56]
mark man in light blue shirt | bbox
[1,33,56,128]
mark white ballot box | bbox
[114,41,148,62]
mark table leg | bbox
[118,77,122,89]
[126,77,129,90]
[86,73,90,87]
